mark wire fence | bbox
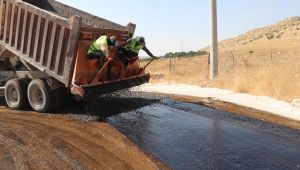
[144,49,299,100]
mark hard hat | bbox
[110,36,116,43]
[137,36,145,45]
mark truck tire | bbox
[27,79,53,112]
[4,78,29,110]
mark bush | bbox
[163,50,208,59]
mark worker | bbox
[117,36,158,67]
[87,35,116,68]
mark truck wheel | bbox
[27,79,53,112]
[4,79,29,110]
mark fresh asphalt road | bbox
[4,91,299,170]
[101,92,300,170]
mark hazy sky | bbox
[57,0,300,56]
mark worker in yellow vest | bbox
[87,35,116,68]
[118,36,158,67]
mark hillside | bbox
[216,17,300,55]
[143,17,300,102]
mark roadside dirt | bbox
[0,105,169,170]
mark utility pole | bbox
[169,55,172,84]
[210,0,218,79]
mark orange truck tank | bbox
[0,0,151,112]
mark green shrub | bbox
[163,50,208,59]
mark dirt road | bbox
[0,103,168,170]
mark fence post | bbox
[270,51,273,62]
[230,51,235,65]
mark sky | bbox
[57,0,300,56]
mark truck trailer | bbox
[0,0,151,112]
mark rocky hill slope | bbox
[206,17,300,55]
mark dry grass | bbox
[141,53,300,102]
[141,17,300,102]
[216,53,300,101]
[142,56,210,85]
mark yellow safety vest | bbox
[124,37,144,54]
[88,36,108,55]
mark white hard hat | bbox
[110,36,116,42]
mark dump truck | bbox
[0,0,152,112]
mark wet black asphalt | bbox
[49,91,300,169]
[102,92,300,170]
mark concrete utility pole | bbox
[210,0,218,79]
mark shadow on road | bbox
[0,97,6,106]
[86,97,160,117]
[54,92,162,120]
[0,92,162,120]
